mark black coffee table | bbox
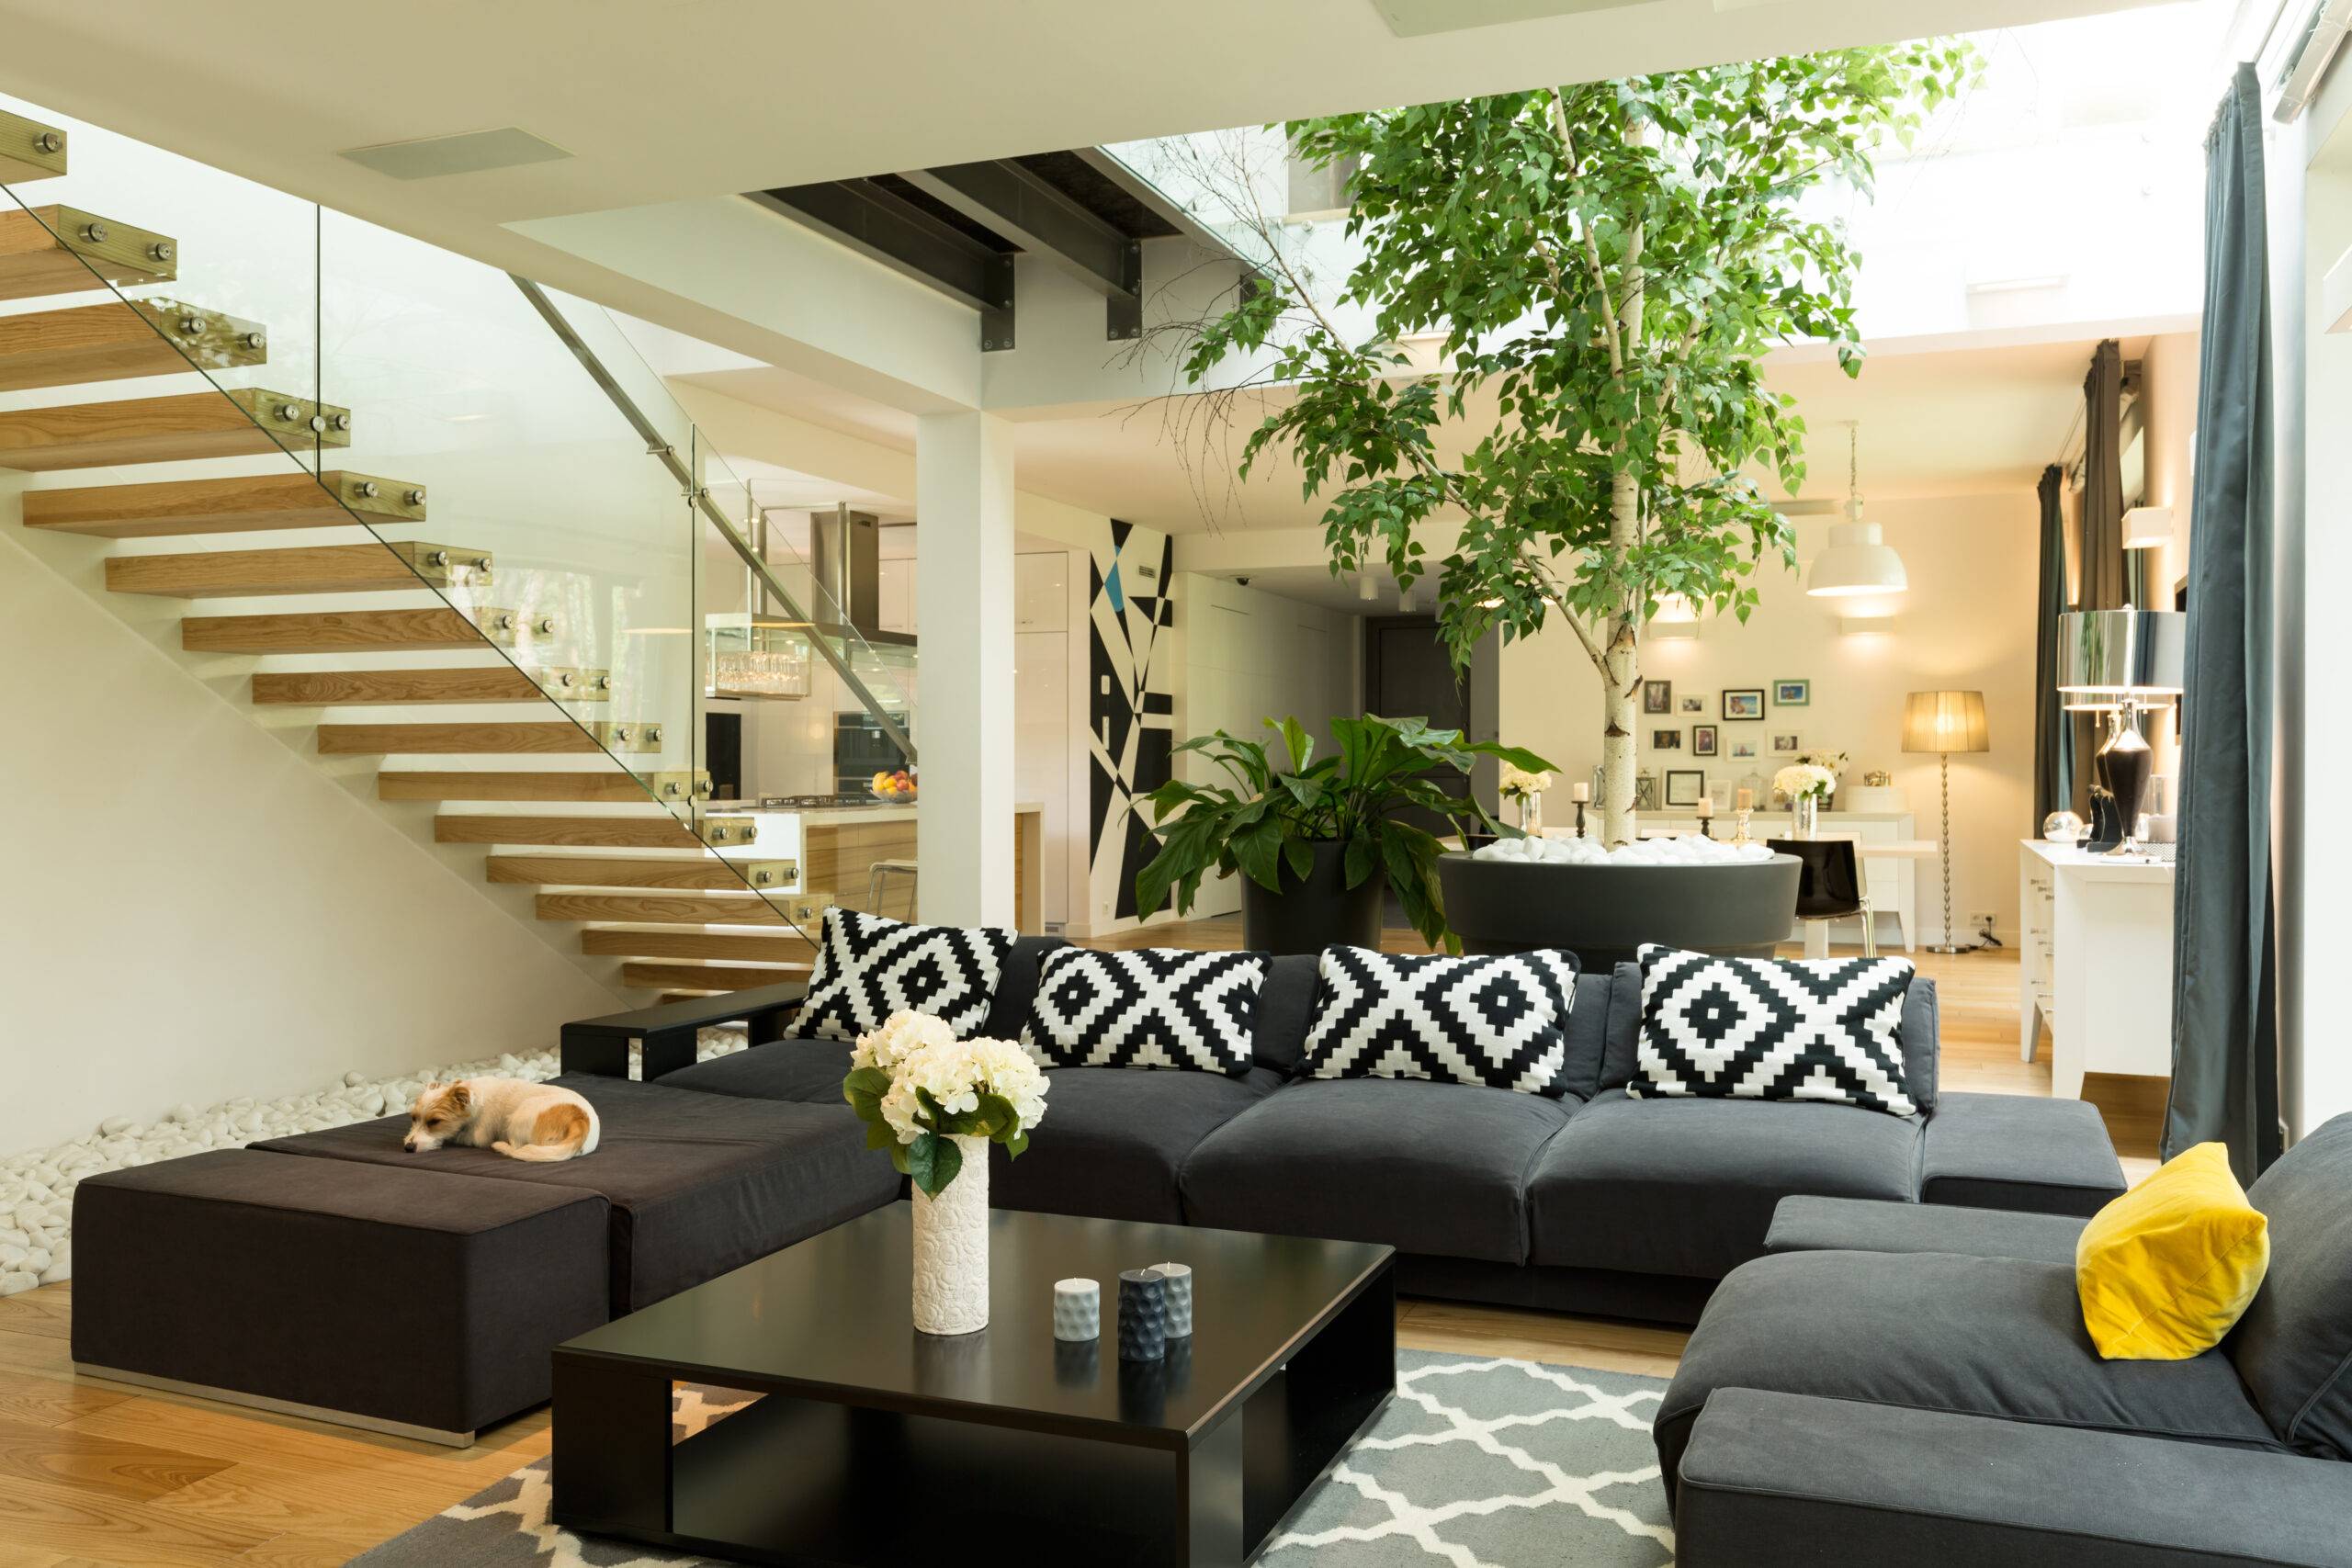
[550,1203,1396,1566]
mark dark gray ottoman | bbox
[72,1149,608,1443]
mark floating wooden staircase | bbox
[2,114,815,999]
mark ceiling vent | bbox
[337,128,571,180]
[1368,0,1659,39]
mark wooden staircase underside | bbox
[4,120,806,997]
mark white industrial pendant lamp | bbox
[1807,423,1908,599]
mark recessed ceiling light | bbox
[338,127,571,181]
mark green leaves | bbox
[906,1132,962,1200]
[1132,715,1553,947]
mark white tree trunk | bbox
[1597,466,1642,845]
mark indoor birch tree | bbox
[1172,45,1973,843]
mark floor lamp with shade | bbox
[1903,691,1990,953]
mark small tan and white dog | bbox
[402,1078,601,1163]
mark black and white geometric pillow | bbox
[1021,948,1264,1076]
[797,907,1013,1043]
[1300,946,1579,1097]
[1630,942,1918,1117]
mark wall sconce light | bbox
[1651,592,1700,639]
[2122,506,2177,549]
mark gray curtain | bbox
[2078,339,2128,612]
[2031,464,2074,829]
[2165,64,2279,1179]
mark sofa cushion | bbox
[254,1074,899,1312]
[1656,1249,2283,1503]
[979,934,1069,1040]
[2230,1111,2352,1459]
[1021,947,1263,1076]
[1562,964,1636,1102]
[1919,1091,2125,1215]
[1605,969,1939,1113]
[1767,1195,2086,1267]
[985,1066,1283,1224]
[798,907,1013,1042]
[1182,1077,1577,1263]
[1301,945,1580,1097]
[1632,944,1919,1117]
[658,1037,851,1103]
[1251,953,1320,1076]
[1527,1089,1921,1279]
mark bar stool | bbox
[866,859,918,920]
[1767,839,1875,957]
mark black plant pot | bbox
[1437,850,1803,971]
[1240,839,1385,955]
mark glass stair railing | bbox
[0,92,920,997]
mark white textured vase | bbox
[910,1134,990,1335]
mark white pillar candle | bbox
[1153,1261,1193,1337]
[1570,782,1592,802]
[1053,1277,1101,1341]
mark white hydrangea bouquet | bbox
[844,1011,1049,1335]
[1498,763,1554,802]
[1773,762,1839,804]
[842,1010,1046,1197]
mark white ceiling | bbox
[0,0,2154,297]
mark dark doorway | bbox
[1363,616,1471,838]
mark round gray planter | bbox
[1241,839,1385,955]
[1437,850,1803,970]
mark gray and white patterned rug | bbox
[352,1351,1674,1568]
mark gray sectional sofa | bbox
[73,933,2125,1444]
[1662,1116,2352,1567]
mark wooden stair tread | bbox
[25,469,426,537]
[0,111,70,186]
[620,962,811,992]
[380,772,652,803]
[254,667,542,705]
[183,607,482,654]
[106,542,432,598]
[435,815,700,848]
[0,388,349,470]
[0,205,175,301]
[0,299,266,392]
[582,929,816,963]
[487,855,785,891]
[535,892,787,924]
[320,722,602,756]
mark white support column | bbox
[915,411,1016,927]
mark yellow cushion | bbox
[2076,1141,2270,1361]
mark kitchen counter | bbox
[707,802,1045,933]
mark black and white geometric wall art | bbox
[1085,519,1175,924]
[1301,945,1580,1096]
[1630,942,1918,1116]
[797,907,1014,1043]
[1022,947,1264,1075]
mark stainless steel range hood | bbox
[810,503,882,639]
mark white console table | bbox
[2018,840,2176,1099]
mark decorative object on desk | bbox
[1634,770,1659,812]
[1681,694,1706,714]
[1773,762,1838,839]
[1652,728,1682,750]
[1117,1269,1168,1360]
[1709,780,1734,812]
[1902,689,1991,953]
[1773,679,1811,706]
[2043,809,2087,845]
[842,1010,1050,1336]
[1691,724,1718,757]
[1733,807,1752,845]
[1770,730,1804,756]
[1134,715,1551,953]
[1806,422,1909,599]
[1643,679,1673,714]
[1723,688,1765,721]
[1500,763,1553,834]
[2057,608,2186,857]
[1664,769,1706,808]
[1863,769,1892,788]
[1570,779,1591,838]
[1153,1262,1194,1337]
[1053,1278,1102,1342]
[1694,796,1715,837]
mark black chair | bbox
[1767,838,1876,957]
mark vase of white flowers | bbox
[1499,763,1554,834]
[1773,762,1839,839]
[842,1011,1049,1335]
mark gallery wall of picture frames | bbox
[1628,676,1828,806]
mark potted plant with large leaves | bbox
[1134,714,1553,953]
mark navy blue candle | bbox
[1117,1269,1167,1361]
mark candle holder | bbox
[1734,809,1752,846]
[1153,1262,1193,1338]
[1053,1278,1100,1342]
[1117,1269,1167,1361]
[1697,814,1713,839]
[1573,799,1588,839]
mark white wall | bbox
[0,513,620,1157]
[1499,492,2041,942]
[1164,573,1363,921]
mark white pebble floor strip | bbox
[0,1025,750,1298]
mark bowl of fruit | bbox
[869,769,917,803]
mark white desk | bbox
[1621,810,1925,952]
[2018,840,2176,1098]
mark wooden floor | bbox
[0,932,2154,1565]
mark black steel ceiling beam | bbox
[894,161,1143,341]
[750,182,1017,350]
